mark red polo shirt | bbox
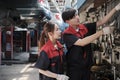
[34,40,64,80]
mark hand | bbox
[102,27,112,35]
[56,74,69,80]
[115,3,120,11]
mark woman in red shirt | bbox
[34,22,69,80]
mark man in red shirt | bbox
[62,3,120,80]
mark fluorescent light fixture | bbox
[16,8,42,10]
[20,15,33,20]
[14,26,27,31]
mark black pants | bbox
[67,69,91,80]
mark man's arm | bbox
[74,27,112,46]
[97,3,120,27]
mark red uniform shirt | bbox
[63,22,96,80]
[34,40,64,80]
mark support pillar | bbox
[26,31,31,52]
[5,27,13,59]
[0,27,1,64]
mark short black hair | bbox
[62,8,76,22]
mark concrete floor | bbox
[0,63,39,80]
[0,52,39,80]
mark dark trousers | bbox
[67,69,91,80]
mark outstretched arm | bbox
[97,3,120,27]
[39,69,69,80]
[39,69,57,78]
[74,27,113,46]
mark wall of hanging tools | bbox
[88,0,120,80]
